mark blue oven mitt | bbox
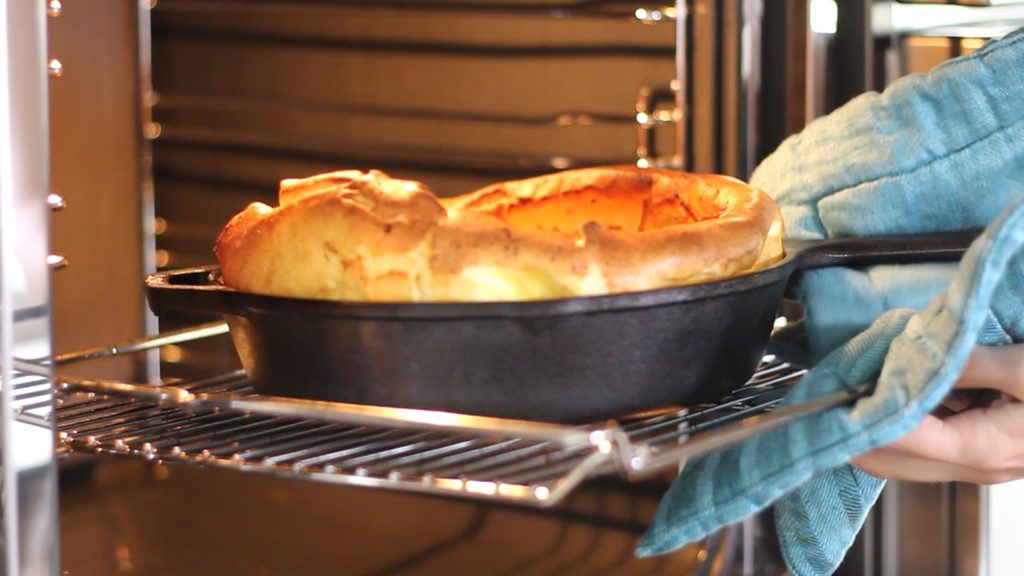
[638,26,1024,576]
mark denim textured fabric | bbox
[757,25,1024,360]
[638,26,1024,576]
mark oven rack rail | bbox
[21,323,859,507]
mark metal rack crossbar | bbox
[44,323,858,506]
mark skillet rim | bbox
[145,252,799,320]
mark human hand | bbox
[853,344,1024,484]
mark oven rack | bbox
[32,323,858,507]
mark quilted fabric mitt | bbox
[638,26,1024,576]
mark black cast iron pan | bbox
[145,230,978,423]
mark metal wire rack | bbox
[23,323,859,507]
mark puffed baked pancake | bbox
[214,166,784,301]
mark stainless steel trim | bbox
[138,0,159,384]
[0,1,60,574]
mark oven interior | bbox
[3,1,1023,575]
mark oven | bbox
[3,1,1023,575]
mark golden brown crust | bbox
[215,166,784,301]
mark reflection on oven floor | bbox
[60,460,723,576]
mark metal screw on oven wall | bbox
[143,90,161,108]
[47,58,63,78]
[47,254,68,271]
[143,121,162,140]
[47,192,65,211]
[47,0,62,18]
[48,195,67,271]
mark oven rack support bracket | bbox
[47,323,860,507]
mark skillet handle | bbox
[787,229,983,271]
[145,266,241,317]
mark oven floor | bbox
[58,458,723,576]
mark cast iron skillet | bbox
[146,231,978,423]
